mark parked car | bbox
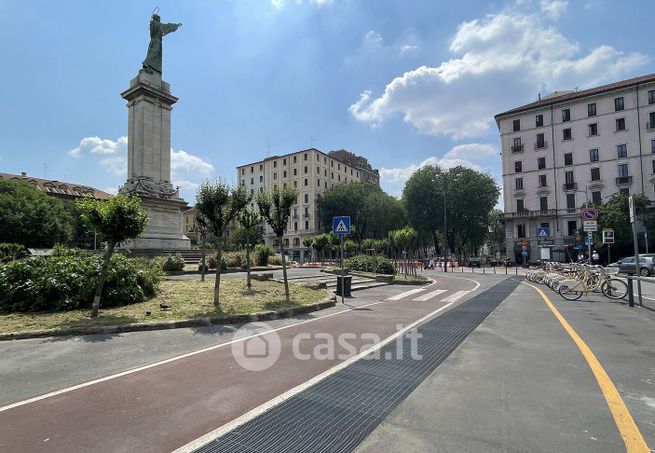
[616,255,655,276]
[467,257,481,267]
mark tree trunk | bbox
[200,233,206,283]
[280,238,290,302]
[214,244,223,309]
[90,239,116,318]
[246,244,252,289]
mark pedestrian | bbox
[592,250,599,265]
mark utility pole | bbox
[443,175,448,273]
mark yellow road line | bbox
[524,283,650,453]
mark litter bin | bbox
[336,275,352,297]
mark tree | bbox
[303,236,314,262]
[317,182,405,242]
[257,185,298,302]
[0,179,73,247]
[195,180,249,308]
[402,165,443,252]
[237,208,263,289]
[313,233,329,260]
[194,212,210,282]
[486,209,505,257]
[77,195,148,317]
[592,193,650,254]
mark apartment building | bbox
[496,73,655,263]
[237,148,380,262]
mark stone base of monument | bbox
[123,196,190,250]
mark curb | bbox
[0,295,337,342]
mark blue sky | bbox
[0,0,652,202]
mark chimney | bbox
[20,171,27,178]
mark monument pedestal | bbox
[120,69,190,250]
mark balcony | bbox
[534,141,547,150]
[616,176,633,185]
[501,209,557,220]
[563,182,577,191]
[511,144,524,153]
[292,214,299,220]
[303,213,311,218]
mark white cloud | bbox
[349,10,647,139]
[399,44,420,57]
[379,143,497,185]
[171,149,214,174]
[363,30,383,51]
[540,0,568,19]
[271,0,332,8]
[69,136,127,158]
[100,156,127,176]
[105,187,119,195]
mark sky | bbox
[0,0,653,203]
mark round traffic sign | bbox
[522,245,528,250]
[521,250,528,256]
[581,208,599,221]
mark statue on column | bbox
[142,11,182,74]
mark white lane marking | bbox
[413,289,447,302]
[0,296,402,413]
[432,274,481,292]
[172,301,455,453]
[442,290,470,303]
[386,287,428,300]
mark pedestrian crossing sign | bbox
[332,216,351,235]
[537,227,550,238]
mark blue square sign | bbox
[332,216,351,235]
[536,227,550,238]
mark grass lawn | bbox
[0,280,328,334]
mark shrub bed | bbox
[0,248,163,312]
[345,255,395,275]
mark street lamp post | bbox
[443,176,448,273]
[574,188,592,263]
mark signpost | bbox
[628,195,641,306]
[332,216,351,304]
[536,227,550,260]
[581,208,600,262]
[602,229,614,264]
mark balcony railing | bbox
[511,144,524,153]
[292,214,299,219]
[616,176,633,185]
[534,141,547,150]
[563,182,577,191]
[501,209,557,219]
[303,213,311,218]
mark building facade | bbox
[0,171,111,201]
[237,148,380,262]
[496,73,655,263]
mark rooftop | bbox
[495,72,655,120]
[0,171,111,200]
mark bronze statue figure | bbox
[142,13,182,74]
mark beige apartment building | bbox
[496,73,655,263]
[237,148,380,262]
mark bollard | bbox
[627,278,634,307]
[505,265,508,275]
[515,266,518,275]
[483,266,485,274]
[494,265,496,274]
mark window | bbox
[273,172,277,180]
[536,114,543,127]
[305,221,309,230]
[616,118,626,131]
[536,133,545,149]
[617,144,627,158]
[259,175,263,182]
[537,157,546,169]
[517,223,526,238]
[588,123,598,136]
[588,103,597,117]
[304,166,308,174]
[564,153,573,166]
[331,160,334,167]
[304,206,309,216]
[567,220,577,236]
[565,171,574,184]
[620,188,630,196]
[591,167,601,181]
[566,193,576,210]
[304,193,309,203]
[618,163,629,177]
[515,161,522,173]
[652,160,655,173]
[337,163,341,170]
[317,166,320,173]
[283,158,287,165]
[539,174,547,187]
[304,153,308,161]
[250,166,254,174]
[513,119,521,131]
[649,112,655,128]
[512,137,523,152]
[282,171,286,178]
[293,156,297,163]
[649,90,655,105]
[563,128,572,140]
[331,172,334,179]
[250,177,254,184]
[515,178,523,190]
[516,200,525,213]
[293,168,297,176]
[304,178,308,186]
[273,161,277,168]
[259,164,263,171]
[651,139,655,153]
[338,175,341,181]
[294,222,298,231]
[539,197,548,211]
[615,97,624,111]
[589,148,599,162]
[592,191,602,204]
[562,109,570,122]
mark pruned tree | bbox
[77,195,148,317]
[237,208,263,289]
[257,185,298,302]
[194,212,210,282]
[195,180,249,308]
[303,236,314,262]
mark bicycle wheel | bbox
[559,285,583,300]
[601,279,628,299]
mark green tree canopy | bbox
[317,182,405,242]
[592,193,650,251]
[0,179,73,247]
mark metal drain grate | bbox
[194,278,520,453]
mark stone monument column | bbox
[119,13,190,250]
